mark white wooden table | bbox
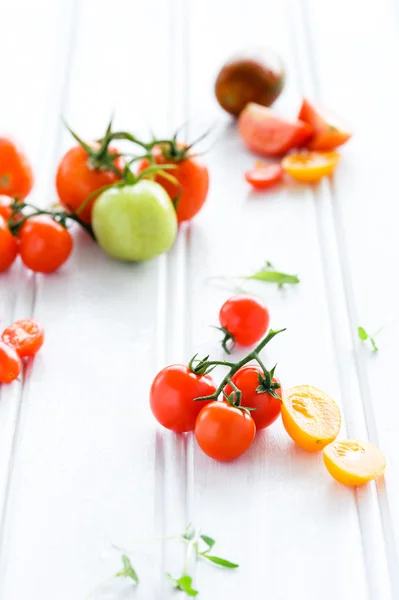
[1,0,398,598]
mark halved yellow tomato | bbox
[323,440,386,486]
[282,151,340,182]
[281,385,341,452]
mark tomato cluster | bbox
[240,99,351,188]
[0,319,44,384]
[150,294,283,462]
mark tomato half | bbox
[137,145,209,223]
[56,144,123,224]
[245,162,283,189]
[150,364,216,432]
[0,341,22,383]
[282,151,340,183]
[219,294,270,348]
[238,103,313,156]
[2,319,44,358]
[224,365,282,430]
[195,401,256,461]
[0,216,18,272]
[0,138,34,200]
[299,99,352,151]
[19,215,73,273]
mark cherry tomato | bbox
[299,99,352,151]
[56,144,123,224]
[150,364,216,432]
[0,341,22,383]
[19,215,73,273]
[224,365,281,430]
[195,401,256,461]
[0,216,18,272]
[137,145,209,223]
[2,319,44,358]
[245,162,283,189]
[219,294,270,347]
[238,103,312,156]
[0,195,13,220]
[282,151,340,183]
[0,138,34,200]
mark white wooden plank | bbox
[299,0,399,595]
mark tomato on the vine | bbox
[2,319,44,358]
[137,144,209,223]
[150,364,216,432]
[19,215,73,273]
[219,294,270,351]
[0,138,34,200]
[224,364,282,430]
[195,401,256,461]
[0,216,18,272]
[56,143,124,224]
[0,341,22,383]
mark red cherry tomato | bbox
[219,294,270,348]
[19,215,73,273]
[56,144,123,224]
[224,365,281,430]
[2,319,44,358]
[195,401,256,461]
[150,364,216,432]
[0,341,22,383]
[0,216,18,272]
[137,144,209,223]
[0,138,34,200]
[245,163,283,189]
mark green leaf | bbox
[166,573,198,596]
[357,326,368,341]
[200,535,215,551]
[115,554,139,584]
[246,270,300,285]
[201,554,239,569]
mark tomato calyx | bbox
[65,120,124,176]
[214,326,236,354]
[190,328,286,411]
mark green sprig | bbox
[358,326,378,353]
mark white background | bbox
[0,0,398,598]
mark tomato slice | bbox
[281,151,340,182]
[245,163,283,189]
[238,102,313,156]
[2,319,44,358]
[299,99,352,151]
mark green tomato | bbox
[92,180,178,262]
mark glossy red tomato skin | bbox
[245,164,283,189]
[0,216,18,272]
[195,401,256,461]
[19,215,73,273]
[2,319,44,358]
[224,365,282,430]
[219,294,270,346]
[0,138,34,200]
[0,341,22,383]
[137,146,209,222]
[56,145,123,224]
[150,364,216,433]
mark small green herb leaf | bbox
[200,535,215,551]
[166,573,198,596]
[358,326,379,352]
[243,261,299,287]
[200,554,239,569]
[115,554,139,584]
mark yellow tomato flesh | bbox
[282,385,341,452]
[282,151,340,182]
[323,440,386,486]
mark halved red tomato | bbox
[238,103,313,156]
[245,162,283,189]
[299,99,352,151]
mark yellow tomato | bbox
[281,385,341,452]
[282,151,340,182]
[323,440,386,486]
